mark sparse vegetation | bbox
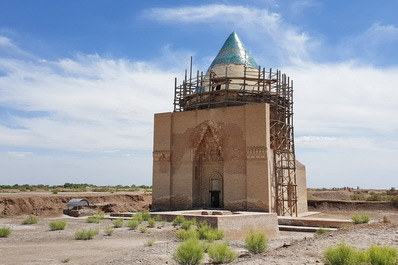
[127,219,139,230]
[351,214,370,224]
[198,223,224,242]
[147,217,156,228]
[172,215,186,227]
[208,242,238,264]
[86,216,101,223]
[315,227,329,235]
[113,218,124,228]
[139,227,149,233]
[75,228,99,240]
[52,191,58,194]
[323,243,398,265]
[245,230,268,254]
[176,229,199,241]
[22,215,38,225]
[132,213,144,224]
[0,227,11,237]
[141,211,151,221]
[62,258,70,263]
[154,215,164,222]
[173,238,204,265]
[144,239,155,247]
[49,220,67,231]
[104,225,114,236]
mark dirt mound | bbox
[309,199,398,211]
[308,190,353,201]
[0,192,152,216]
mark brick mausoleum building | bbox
[152,32,307,216]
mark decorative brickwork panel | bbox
[246,146,267,160]
[153,150,171,162]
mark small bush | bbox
[172,215,185,227]
[368,245,398,265]
[147,218,156,228]
[198,224,224,242]
[173,238,204,265]
[176,229,199,241]
[315,227,329,235]
[132,213,144,223]
[181,219,197,230]
[104,225,114,236]
[154,215,164,222]
[350,194,366,201]
[351,214,370,224]
[75,229,99,240]
[113,218,124,228]
[245,230,268,254]
[0,227,11,238]
[61,258,70,263]
[94,212,106,219]
[127,219,139,230]
[139,227,149,233]
[208,242,238,264]
[52,191,58,194]
[141,211,151,221]
[323,243,361,265]
[144,239,155,247]
[22,215,38,225]
[86,216,101,223]
[49,220,67,231]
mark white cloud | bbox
[7,151,33,157]
[0,36,14,48]
[145,4,315,63]
[0,54,176,152]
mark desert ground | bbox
[0,189,397,265]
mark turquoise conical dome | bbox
[209,32,258,69]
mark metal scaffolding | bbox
[173,61,298,216]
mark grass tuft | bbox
[198,223,224,242]
[172,215,185,227]
[315,227,329,235]
[245,230,268,254]
[208,242,238,264]
[139,227,149,233]
[368,245,398,265]
[113,218,124,228]
[176,229,199,241]
[22,215,38,225]
[127,219,139,230]
[173,238,204,265]
[75,228,99,240]
[144,239,155,247]
[181,219,197,230]
[147,217,156,228]
[104,225,114,236]
[351,214,371,224]
[49,220,67,231]
[86,216,101,223]
[0,227,11,238]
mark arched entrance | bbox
[209,172,223,208]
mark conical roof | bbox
[209,32,258,69]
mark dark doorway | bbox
[210,191,220,208]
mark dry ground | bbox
[1,210,398,265]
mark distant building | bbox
[152,32,307,216]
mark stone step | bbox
[278,217,353,228]
[279,225,338,232]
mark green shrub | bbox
[144,239,155,247]
[75,229,99,240]
[127,219,139,230]
[208,242,238,264]
[147,217,156,228]
[132,213,144,223]
[368,245,398,265]
[94,212,106,219]
[173,238,204,265]
[181,219,197,230]
[52,191,58,194]
[350,194,366,201]
[113,218,124,228]
[245,230,268,254]
[0,227,11,238]
[351,214,370,224]
[172,215,186,227]
[22,215,38,225]
[86,216,101,223]
[315,227,329,235]
[323,243,361,265]
[104,225,114,236]
[366,193,389,201]
[198,224,224,242]
[141,211,151,221]
[139,227,149,233]
[176,229,199,241]
[49,220,67,231]
[154,215,164,222]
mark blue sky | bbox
[1,1,398,188]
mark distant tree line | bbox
[0,183,152,190]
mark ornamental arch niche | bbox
[192,121,224,208]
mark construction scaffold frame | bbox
[173,60,298,217]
